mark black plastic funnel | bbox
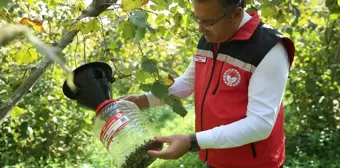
[62,62,115,110]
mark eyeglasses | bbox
[190,11,227,30]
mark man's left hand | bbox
[147,134,191,160]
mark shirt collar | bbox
[227,11,261,42]
[238,10,252,29]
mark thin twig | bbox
[139,9,159,15]
[74,34,79,68]
[46,8,57,44]
[98,16,107,60]
[83,34,86,64]
[50,64,54,86]
[110,58,124,75]
[137,42,145,57]
[0,0,120,124]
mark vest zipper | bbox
[251,143,257,158]
[212,61,225,95]
[201,43,219,162]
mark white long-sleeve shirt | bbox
[145,11,290,149]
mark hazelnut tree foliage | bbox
[0,0,339,167]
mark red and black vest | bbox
[194,12,295,168]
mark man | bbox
[119,0,295,167]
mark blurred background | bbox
[0,0,339,167]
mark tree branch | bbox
[0,0,119,124]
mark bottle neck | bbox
[96,99,116,116]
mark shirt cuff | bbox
[145,92,164,107]
[196,130,215,149]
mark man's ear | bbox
[232,7,243,24]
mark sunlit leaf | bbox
[69,21,84,31]
[83,118,92,125]
[11,107,26,117]
[152,0,170,10]
[13,48,38,65]
[81,18,100,34]
[330,14,339,20]
[28,0,34,6]
[159,74,174,87]
[155,14,166,24]
[122,0,149,11]
[261,6,275,18]
[120,21,136,40]
[19,17,44,33]
[136,70,152,83]
[76,1,86,10]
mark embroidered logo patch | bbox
[223,68,241,87]
[194,56,207,63]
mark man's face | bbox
[193,0,242,43]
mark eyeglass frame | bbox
[190,11,228,30]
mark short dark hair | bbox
[193,0,244,17]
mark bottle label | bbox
[100,112,130,149]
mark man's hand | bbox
[147,134,191,160]
[117,94,149,109]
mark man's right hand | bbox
[116,94,149,110]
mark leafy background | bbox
[0,0,339,167]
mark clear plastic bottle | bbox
[93,99,159,168]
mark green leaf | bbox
[0,0,10,8]
[158,66,179,76]
[20,121,29,137]
[141,59,158,73]
[164,95,188,117]
[155,14,166,24]
[76,1,86,10]
[157,26,167,35]
[28,0,34,6]
[330,14,339,20]
[173,13,182,26]
[129,11,148,28]
[70,21,84,31]
[83,118,92,125]
[146,25,156,34]
[11,106,26,117]
[261,6,275,17]
[152,0,170,10]
[271,0,284,5]
[140,84,152,92]
[14,48,38,65]
[151,81,168,99]
[81,18,101,34]
[120,21,136,40]
[136,70,152,83]
[171,99,188,117]
[135,27,146,41]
